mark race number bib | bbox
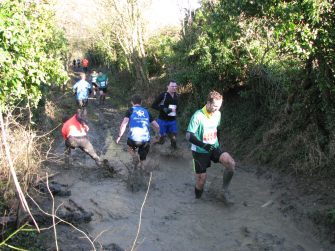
[203,128,217,144]
[100,81,106,87]
[168,104,177,116]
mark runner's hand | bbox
[163,108,172,114]
[202,144,216,152]
[116,136,121,144]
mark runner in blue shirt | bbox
[73,72,92,120]
[116,94,160,171]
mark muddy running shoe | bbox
[220,189,235,204]
[132,155,139,165]
[195,187,203,199]
[154,136,166,145]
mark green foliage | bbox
[0,0,68,110]
[326,208,335,225]
[0,223,46,251]
[150,0,335,177]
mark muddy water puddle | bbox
[53,135,324,251]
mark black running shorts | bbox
[192,147,226,174]
[99,88,107,93]
[127,138,150,160]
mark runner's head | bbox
[167,80,177,93]
[62,116,70,123]
[79,72,86,79]
[92,69,96,73]
[98,71,103,76]
[131,94,142,106]
[206,91,223,114]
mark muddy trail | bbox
[37,83,333,251]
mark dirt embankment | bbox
[33,85,334,251]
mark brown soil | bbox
[28,85,335,251]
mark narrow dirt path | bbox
[40,87,332,251]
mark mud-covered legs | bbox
[155,133,177,150]
[64,146,71,168]
[195,173,206,199]
[127,145,144,169]
[194,152,235,202]
[77,107,87,121]
[93,87,97,97]
[170,133,177,150]
[99,90,106,104]
[219,152,235,204]
[156,135,166,144]
[65,137,101,168]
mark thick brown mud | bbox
[38,91,333,251]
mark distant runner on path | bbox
[77,58,81,68]
[73,72,91,120]
[62,114,101,168]
[90,69,98,98]
[116,94,160,171]
[186,91,236,204]
[82,58,89,74]
[151,79,180,151]
[73,59,76,69]
[96,71,108,105]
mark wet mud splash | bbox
[39,91,332,251]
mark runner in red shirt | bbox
[82,58,89,74]
[62,114,101,168]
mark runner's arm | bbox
[76,114,89,132]
[116,117,129,144]
[186,132,216,152]
[151,93,164,111]
[151,120,160,137]
[186,132,206,148]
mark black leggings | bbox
[65,136,99,161]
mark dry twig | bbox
[0,107,40,232]
[131,172,152,251]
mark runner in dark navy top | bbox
[116,94,160,171]
[152,80,180,150]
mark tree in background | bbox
[96,0,152,87]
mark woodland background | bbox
[0,0,335,249]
